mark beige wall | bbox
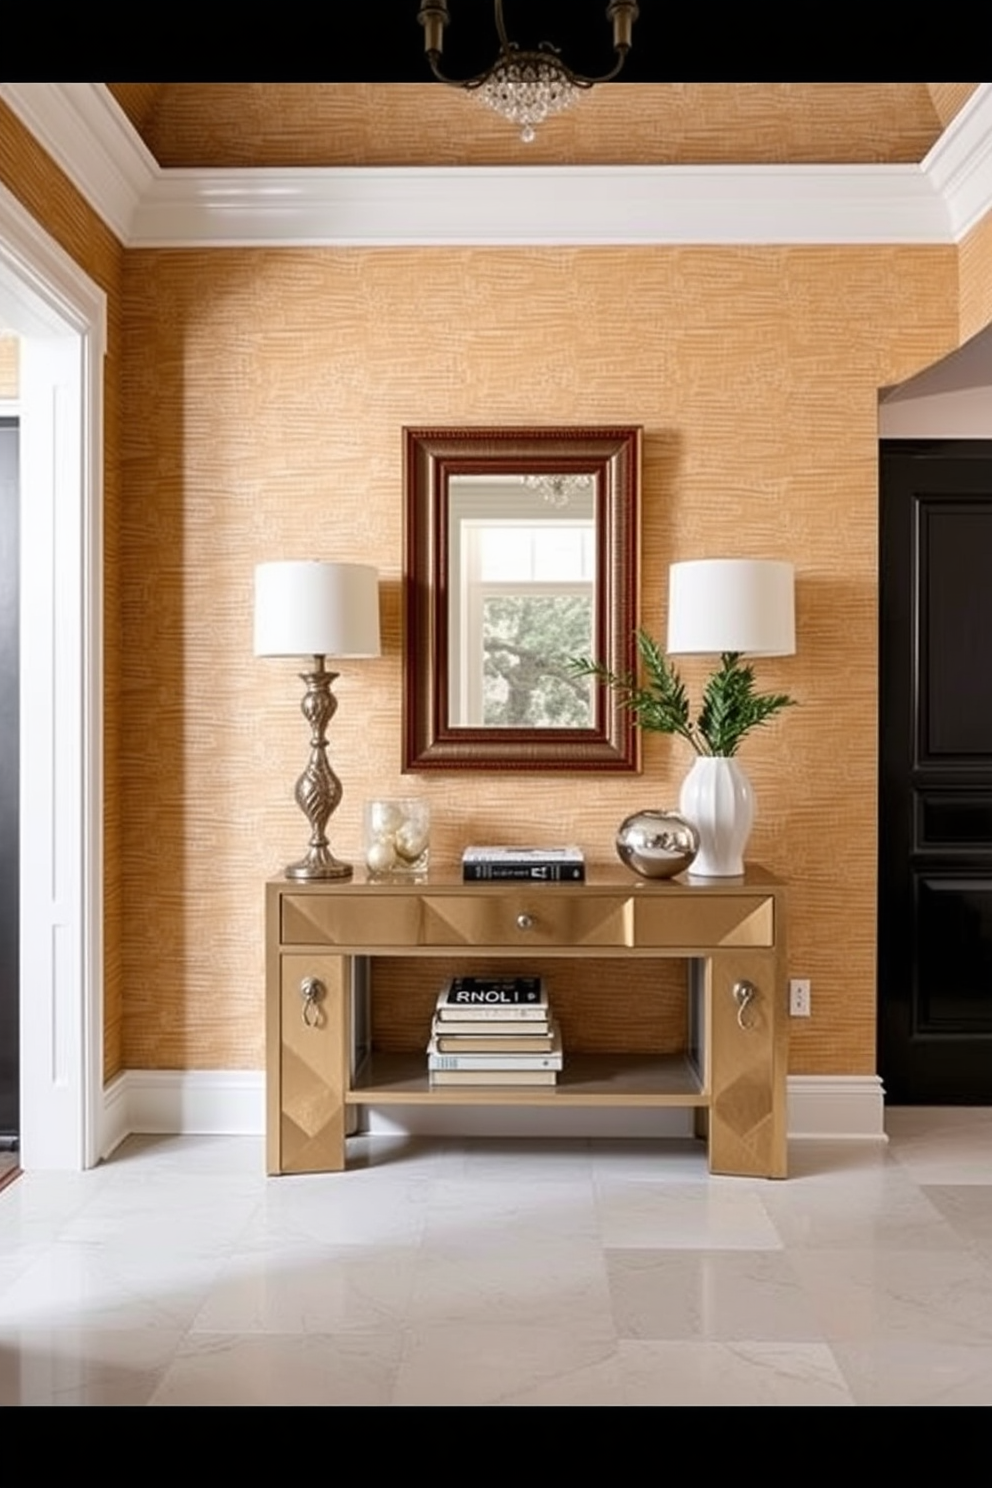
[109,82,953,169]
[120,243,960,1075]
[1,91,990,1087]
[959,208,992,344]
[0,334,17,397]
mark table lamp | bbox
[254,560,380,880]
[667,558,796,876]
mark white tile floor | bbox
[1,1109,991,1405]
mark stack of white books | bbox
[427,975,563,1086]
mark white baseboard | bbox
[102,1070,887,1156]
[100,1069,267,1159]
[787,1075,887,1140]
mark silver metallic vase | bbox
[616,809,700,879]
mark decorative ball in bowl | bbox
[616,809,699,879]
[364,797,430,878]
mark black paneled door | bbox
[879,440,992,1102]
[0,418,17,1139]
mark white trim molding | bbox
[108,1071,267,1155]
[787,1075,887,1141]
[923,82,992,239]
[110,1070,888,1150]
[0,178,106,1170]
[0,81,156,245]
[130,161,952,249]
[4,83,992,249]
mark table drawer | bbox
[282,894,423,946]
[420,893,630,947]
[633,894,774,948]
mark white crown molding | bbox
[104,1069,887,1153]
[130,161,952,248]
[923,82,992,239]
[5,82,989,247]
[0,81,157,245]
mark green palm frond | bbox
[568,629,698,751]
[568,635,796,757]
[697,652,795,757]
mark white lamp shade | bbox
[667,559,795,657]
[254,561,381,658]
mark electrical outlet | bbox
[789,978,812,1017]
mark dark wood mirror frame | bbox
[403,425,641,772]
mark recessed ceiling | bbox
[105,83,979,171]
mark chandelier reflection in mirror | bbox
[523,472,595,508]
[418,0,639,142]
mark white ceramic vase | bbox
[678,756,754,877]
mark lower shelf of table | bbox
[346,1051,706,1107]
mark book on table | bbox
[430,1021,555,1053]
[427,1021,563,1072]
[434,976,548,1021]
[461,846,585,883]
[429,1068,558,1087]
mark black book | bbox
[462,861,585,882]
[461,846,585,883]
[438,975,545,1009]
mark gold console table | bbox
[265,866,788,1178]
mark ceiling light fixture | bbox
[418,0,639,143]
[523,473,594,508]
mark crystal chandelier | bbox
[418,1,639,143]
[523,473,594,508]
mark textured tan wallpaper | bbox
[109,83,948,169]
[0,99,125,1082]
[959,208,992,344]
[927,83,980,128]
[120,243,961,1075]
[3,88,989,1089]
[0,335,17,397]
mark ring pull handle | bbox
[300,975,325,1029]
[732,978,757,1031]
[516,913,535,931]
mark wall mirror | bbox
[403,426,641,772]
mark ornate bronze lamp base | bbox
[284,656,352,881]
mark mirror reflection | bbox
[447,474,596,728]
[403,425,640,772]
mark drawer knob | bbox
[516,912,535,931]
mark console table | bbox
[265,866,788,1178]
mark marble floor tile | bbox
[831,1340,992,1406]
[885,1107,992,1185]
[392,1317,619,1406]
[0,1325,184,1406]
[616,1339,855,1406]
[190,1245,419,1336]
[606,1248,824,1342]
[921,1185,992,1255]
[149,1331,402,1407]
[595,1177,784,1250]
[0,1122,991,1404]
[409,1238,613,1330]
[759,1176,968,1251]
[791,1247,992,1345]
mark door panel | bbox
[879,440,992,1102]
[0,418,18,1139]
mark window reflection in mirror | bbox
[402,426,640,772]
[448,474,596,728]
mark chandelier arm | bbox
[419,0,637,90]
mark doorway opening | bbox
[0,181,105,1168]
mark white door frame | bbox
[0,179,105,1169]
